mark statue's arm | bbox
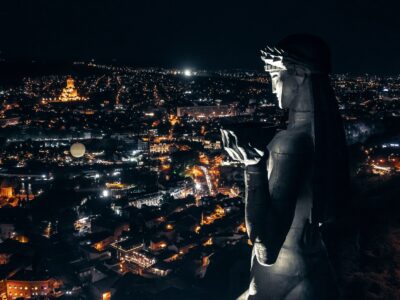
[244,160,271,264]
[245,135,311,265]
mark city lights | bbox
[1,60,399,300]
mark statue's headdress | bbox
[260,46,287,72]
[261,34,332,74]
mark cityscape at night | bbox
[1,1,400,300]
[0,62,399,299]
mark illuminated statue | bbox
[222,34,350,299]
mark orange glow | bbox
[201,205,225,225]
[14,235,29,243]
[105,182,125,189]
[202,255,210,267]
[153,136,169,143]
[213,155,223,165]
[102,291,111,300]
[150,143,170,153]
[237,223,247,233]
[188,166,203,178]
[194,225,201,234]
[165,254,179,262]
[187,154,223,196]
[169,114,179,126]
[93,242,104,251]
[203,237,213,246]
[166,224,174,230]
[161,164,171,171]
[0,187,13,198]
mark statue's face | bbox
[270,70,301,109]
[270,71,283,108]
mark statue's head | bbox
[261,34,331,109]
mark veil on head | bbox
[271,34,351,226]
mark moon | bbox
[70,143,86,158]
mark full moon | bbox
[70,143,86,158]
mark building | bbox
[176,105,236,119]
[0,179,14,199]
[6,270,60,299]
[42,77,87,103]
[59,77,82,101]
[149,143,170,154]
[0,117,20,128]
[0,187,13,199]
[129,192,165,208]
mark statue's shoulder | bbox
[267,129,313,155]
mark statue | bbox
[222,34,350,299]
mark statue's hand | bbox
[221,129,264,166]
[254,241,273,266]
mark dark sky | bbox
[1,0,400,74]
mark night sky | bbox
[1,0,400,74]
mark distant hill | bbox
[0,60,110,85]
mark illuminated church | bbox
[42,77,87,103]
[58,77,82,101]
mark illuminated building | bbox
[203,140,222,150]
[168,114,179,126]
[13,235,29,244]
[0,187,13,199]
[149,239,168,251]
[42,77,87,103]
[176,105,236,119]
[124,250,156,269]
[59,77,81,101]
[148,264,172,277]
[203,237,213,246]
[217,186,240,198]
[0,117,20,127]
[111,238,172,277]
[112,238,143,259]
[128,192,165,208]
[6,271,60,299]
[201,205,225,225]
[74,217,91,235]
[150,143,170,154]
[0,179,14,199]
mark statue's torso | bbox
[265,128,316,271]
[246,128,337,300]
